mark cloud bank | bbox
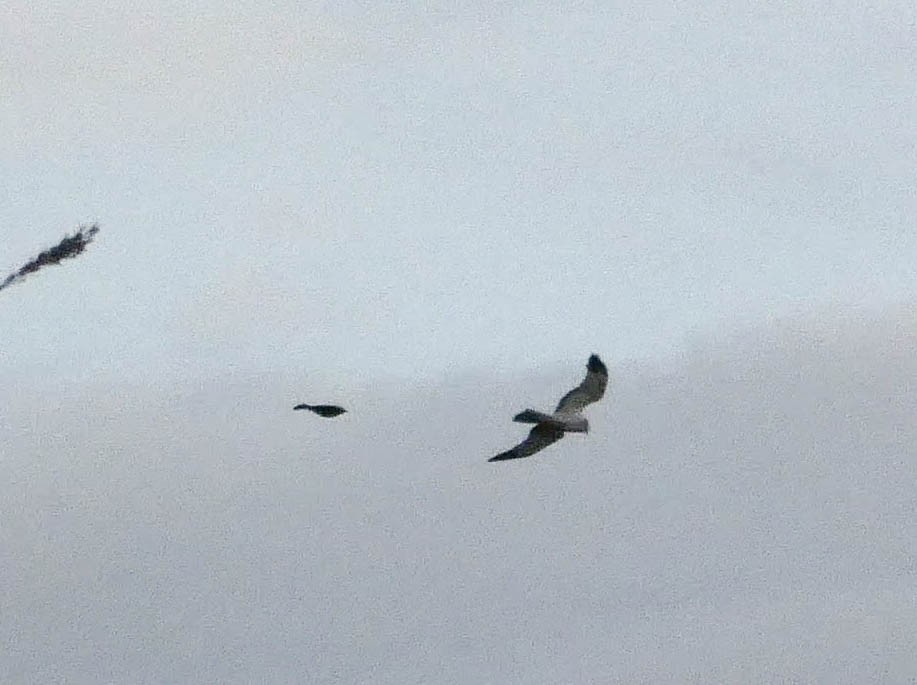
[3,307,916,682]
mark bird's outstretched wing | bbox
[293,403,347,417]
[489,423,565,462]
[554,354,608,415]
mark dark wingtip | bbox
[293,404,310,411]
[587,354,607,374]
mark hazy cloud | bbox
[4,309,917,682]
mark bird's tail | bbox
[513,409,553,424]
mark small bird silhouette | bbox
[293,403,347,418]
[490,354,608,462]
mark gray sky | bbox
[5,310,917,682]
[3,1,917,385]
[4,3,917,683]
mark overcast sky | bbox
[3,1,917,386]
[4,2,917,683]
[5,310,917,683]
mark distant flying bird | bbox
[490,354,608,462]
[293,403,347,418]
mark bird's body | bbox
[511,409,589,433]
[293,403,347,418]
[489,354,608,462]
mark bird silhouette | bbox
[293,403,347,418]
[490,354,608,462]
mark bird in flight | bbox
[293,403,347,418]
[490,354,608,462]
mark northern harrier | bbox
[489,354,608,462]
[293,403,347,418]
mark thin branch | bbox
[1,224,100,292]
